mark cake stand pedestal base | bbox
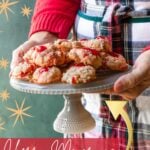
[53,94,95,134]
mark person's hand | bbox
[103,50,150,100]
[10,31,57,70]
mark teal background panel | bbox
[0,0,63,137]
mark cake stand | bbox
[10,67,132,134]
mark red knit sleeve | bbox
[29,0,81,38]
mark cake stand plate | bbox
[10,67,132,134]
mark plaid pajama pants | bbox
[72,0,150,149]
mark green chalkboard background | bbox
[0,0,63,137]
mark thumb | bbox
[18,40,38,54]
[114,64,148,92]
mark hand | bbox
[103,50,150,100]
[10,31,57,69]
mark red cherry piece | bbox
[36,45,47,52]
[72,76,77,84]
[83,47,100,56]
[20,72,28,77]
[39,67,49,73]
[74,63,85,67]
[83,53,89,57]
[30,64,36,72]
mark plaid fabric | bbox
[73,0,150,149]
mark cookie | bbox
[54,39,73,52]
[102,52,128,71]
[32,66,62,84]
[62,65,96,84]
[54,39,84,51]
[23,43,67,67]
[10,62,36,80]
[80,36,111,52]
[68,48,102,69]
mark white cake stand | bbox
[10,67,132,134]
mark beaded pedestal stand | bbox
[10,67,131,134]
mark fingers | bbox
[118,84,148,100]
[10,32,59,70]
[114,63,149,93]
[10,40,37,70]
[20,40,38,52]
[100,82,148,100]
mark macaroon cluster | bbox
[10,36,128,84]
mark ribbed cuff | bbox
[29,12,75,39]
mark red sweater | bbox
[29,0,81,38]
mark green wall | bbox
[0,0,63,137]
